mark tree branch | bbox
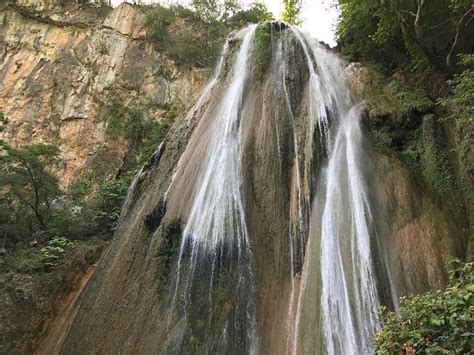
[446,8,473,68]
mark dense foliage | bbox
[142,1,272,68]
[338,0,473,251]
[0,141,60,246]
[375,261,474,354]
[337,0,473,73]
[0,141,131,256]
[439,54,474,125]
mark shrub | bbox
[374,261,474,354]
[40,237,76,269]
[101,97,173,166]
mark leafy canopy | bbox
[337,0,474,73]
[0,141,60,246]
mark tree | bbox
[228,1,273,26]
[0,141,60,246]
[337,0,474,73]
[281,0,301,25]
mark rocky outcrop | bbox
[0,1,210,186]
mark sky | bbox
[250,0,339,46]
[113,0,339,46]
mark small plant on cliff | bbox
[374,260,474,354]
[101,97,173,167]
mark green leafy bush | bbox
[375,261,474,354]
[438,54,474,126]
[366,79,433,119]
[39,237,75,269]
[102,98,147,148]
[101,97,172,165]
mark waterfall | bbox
[291,30,382,354]
[168,25,258,354]
[40,23,405,355]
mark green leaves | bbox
[0,141,61,246]
[337,0,472,73]
[375,261,474,354]
[281,0,301,25]
[254,22,272,81]
[438,54,474,126]
[40,237,75,269]
[143,2,273,68]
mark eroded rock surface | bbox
[0,1,209,186]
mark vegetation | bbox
[155,220,182,293]
[375,261,474,354]
[254,22,272,81]
[58,0,112,9]
[339,0,473,248]
[438,54,474,126]
[281,0,301,25]
[0,140,132,251]
[142,1,272,68]
[0,141,60,246]
[337,0,473,74]
[101,97,172,165]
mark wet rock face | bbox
[0,2,209,187]
[344,63,376,103]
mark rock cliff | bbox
[0,0,209,186]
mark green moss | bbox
[254,22,272,81]
[155,220,182,292]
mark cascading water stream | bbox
[290,30,383,354]
[169,26,258,354]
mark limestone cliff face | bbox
[345,63,471,290]
[0,1,209,186]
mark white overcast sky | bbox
[114,0,339,46]
[256,0,339,46]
